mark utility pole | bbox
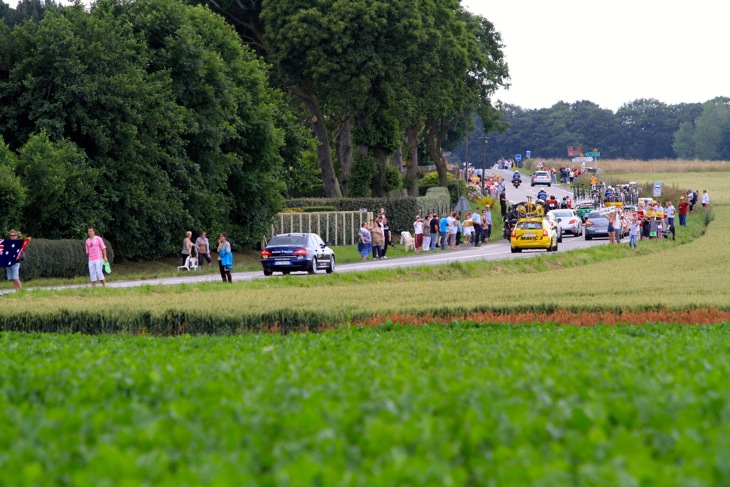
[464,133,469,183]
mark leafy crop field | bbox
[3,325,730,486]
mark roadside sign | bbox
[526,151,531,158]
[567,145,582,157]
[572,157,593,163]
[515,154,522,162]
[586,151,600,157]
[653,182,663,197]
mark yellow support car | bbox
[510,217,559,253]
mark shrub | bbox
[416,187,451,217]
[19,238,114,281]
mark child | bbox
[628,217,639,249]
[649,216,659,241]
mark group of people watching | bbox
[357,208,393,260]
[180,230,233,282]
[410,208,494,253]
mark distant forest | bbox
[455,98,730,165]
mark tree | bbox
[0,136,25,231]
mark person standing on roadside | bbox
[471,208,483,247]
[701,190,710,208]
[85,227,108,288]
[439,213,449,250]
[678,196,689,226]
[483,205,493,244]
[217,232,233,283]
[180,231,193,266]
[413,215,424,253]
[665,201,675,229]
[371,217,385,259]
[381,217,392,258]
[422,213,432,251]
[429,213,439,251]
[607,208,616,244]
[358,222,372,260]
[195,231,212,268]
[4,230,30,291]
[499,189,507,217]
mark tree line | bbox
[457,98,730,164]
[1,0,510,259]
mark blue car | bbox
[261,233,335,276]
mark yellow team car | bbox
[510,217,559,253]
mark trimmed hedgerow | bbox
[19,238,114,281]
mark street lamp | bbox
[480,135,489,195]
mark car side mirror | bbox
[324,242,332,247]
[557,218,562,223]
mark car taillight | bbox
[293,248,307,256]
[510,230,516,238]
[585,220,594,226]
[543,229,548,237]
[261,249,272,258]
[570,219,578,224]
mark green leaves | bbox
[3,325,730,484]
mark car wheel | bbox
[512,247,521,253]
[531,183,535,187]
[585,234,592,241]
[558,232,563,243]
[326,256,335,274]
[282,270,291,275]
[308,257,318,275]
[263,269,272,276]
[554,240,559,251]
[548,184,551,187]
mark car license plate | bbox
[274,260,290,265]
[524,233,535,238]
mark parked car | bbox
[261,233,335,276]
[510,217,558,253]
[583,210,626,240]
[530,171,552,187]
[547,209,583,237]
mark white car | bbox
[531,171,552,187]
[547,209,583,238]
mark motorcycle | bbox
[512,177,521,188]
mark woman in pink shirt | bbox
[85,227,108,287]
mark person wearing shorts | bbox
[5,230,29,291]
[85,227,108,287]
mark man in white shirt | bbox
[701,190,710,207]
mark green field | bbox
[3,326,730,486]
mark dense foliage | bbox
[18,237,114,281]
[3,325,730,485]
[0,0,292,259]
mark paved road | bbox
[29,170,602,291]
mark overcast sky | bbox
[465,0,730,112]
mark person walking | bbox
[217,232,233,283]
[4,230,29,291]
[195,231,212,268]
[85,227,108,288]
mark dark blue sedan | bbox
[261,233,335,276]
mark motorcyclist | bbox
[537,189,548,201]
[512,171,521,181]
[546,195,559,210]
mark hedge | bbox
[284,190,451,236]
[18,238,114,281]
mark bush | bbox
[19,238,114,281]
[416,187,451,217]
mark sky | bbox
[464,0,730,112]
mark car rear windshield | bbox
[517,222,543,230]
[553,211,573,218]
[587,211,605,219]
[269,236,308,246]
